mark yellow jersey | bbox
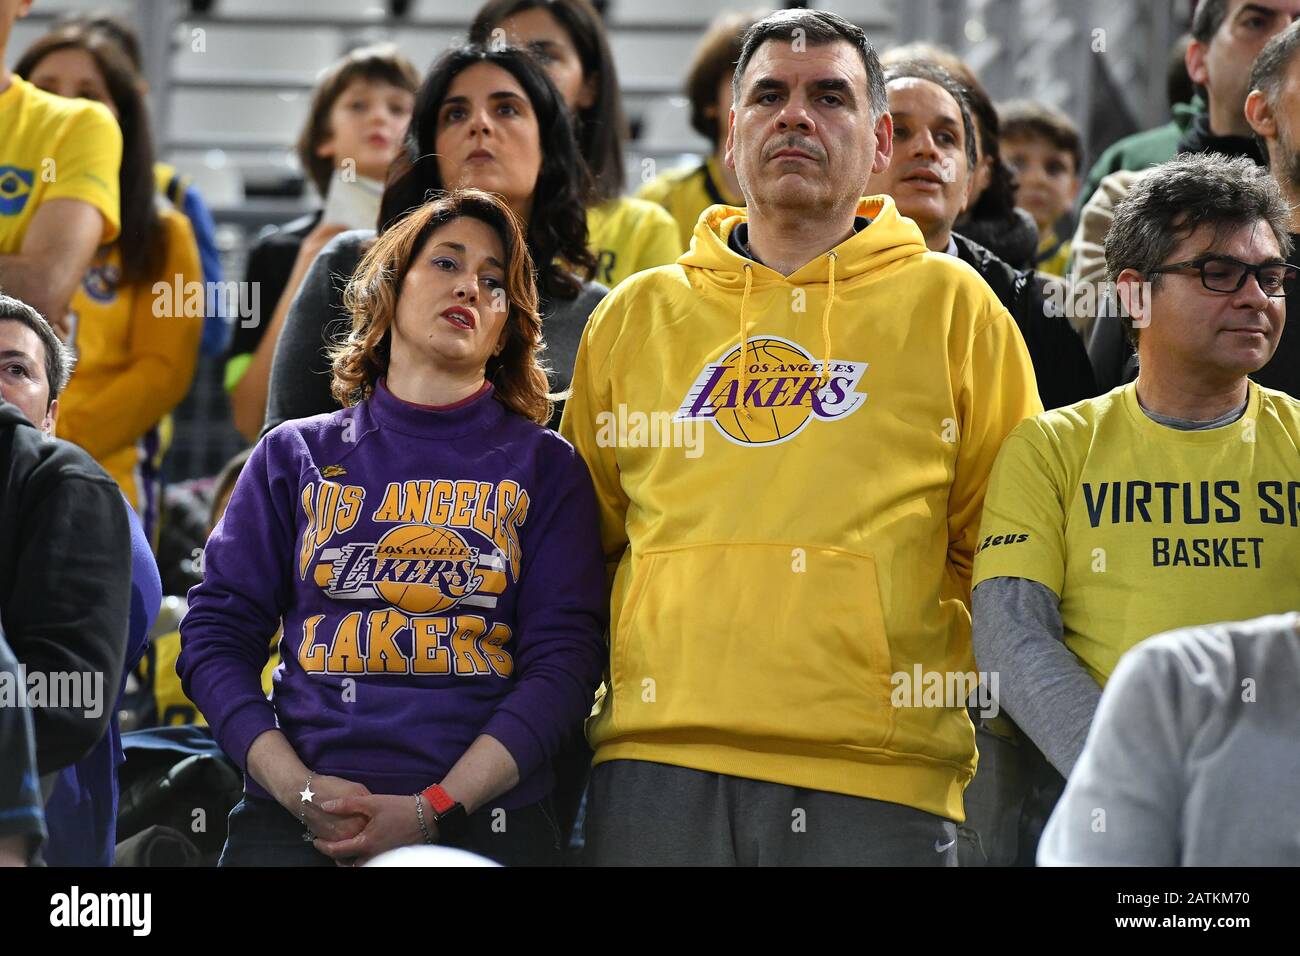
[636,155,745,251]
[974,381,1300,684]
[586,195,681,289]
[57,207,204,522]
[0,75,120,252]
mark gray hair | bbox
[0,294,75,403]
[733,9,889,122]
[1105,153,1293,344]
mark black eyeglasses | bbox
[1146,255,1300,298]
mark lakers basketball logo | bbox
[323,524,484,614]
[82,262,121,303]
[0,166,34,216]
[674,335,868,445]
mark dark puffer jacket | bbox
[952,233,1099,410]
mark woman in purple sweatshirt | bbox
[178,189,607,866]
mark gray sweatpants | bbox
[585,759,959,866]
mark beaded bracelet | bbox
[414,792,435,844]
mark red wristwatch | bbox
[420,784,469,842]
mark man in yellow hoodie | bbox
[560,9,1042,866]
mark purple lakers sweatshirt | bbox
[178,380,607,808]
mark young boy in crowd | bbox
[226,45,417,439]
[999,99,1082,276]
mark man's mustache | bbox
[764,136,825,161]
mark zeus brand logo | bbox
[674,335,867,446]
[977,532,1030,553]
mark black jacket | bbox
[956,207,1040,273]
[0,400,132,774]
[227,210,323,361]
[952,232,1099,409]
[0,624,43,860]
[1176,113,1266,167]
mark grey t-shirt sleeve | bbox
[263,230,370,434]
[1036,637,1185,866]
[972,577,1102,777]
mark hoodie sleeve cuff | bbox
[216,699,279,773]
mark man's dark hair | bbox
[732,9,888,120]
[0,295,75,404]
[1248,17,1300,104]
[999,99,1083,174]
[1105,153,1293,346]
[1168,33,1195,106]
[882,43,1020,223]
[1192,0,1231,45]
[882,60,978,176]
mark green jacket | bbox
[1075,97,1203,215]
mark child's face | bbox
[1003,135,1078,233]
[317,77,415,184]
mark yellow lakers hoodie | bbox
[559,197,1043,821]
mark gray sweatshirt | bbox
[263,229,607,432]
[1037,612,1300,866]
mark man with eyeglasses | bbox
[968,153,1300,788]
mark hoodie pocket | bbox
[610,543,895,749]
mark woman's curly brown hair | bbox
[330,188,552,424]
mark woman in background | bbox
[265,43,606,432]
[17,24,203,542]
[227,44,418,441]
[471,0,681,286]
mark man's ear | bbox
[43,397,58,437]
[870,111,894,175]
[1245,89,1276,141]
[1186,39,1209,88]
[724,106,737,170]
[1116,268,1151,328]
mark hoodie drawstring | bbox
[819,251,837,389]
[736,263,754,419]
[734,252,837,417]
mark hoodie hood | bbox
[679,194,928,288]
[677,195,929,417]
